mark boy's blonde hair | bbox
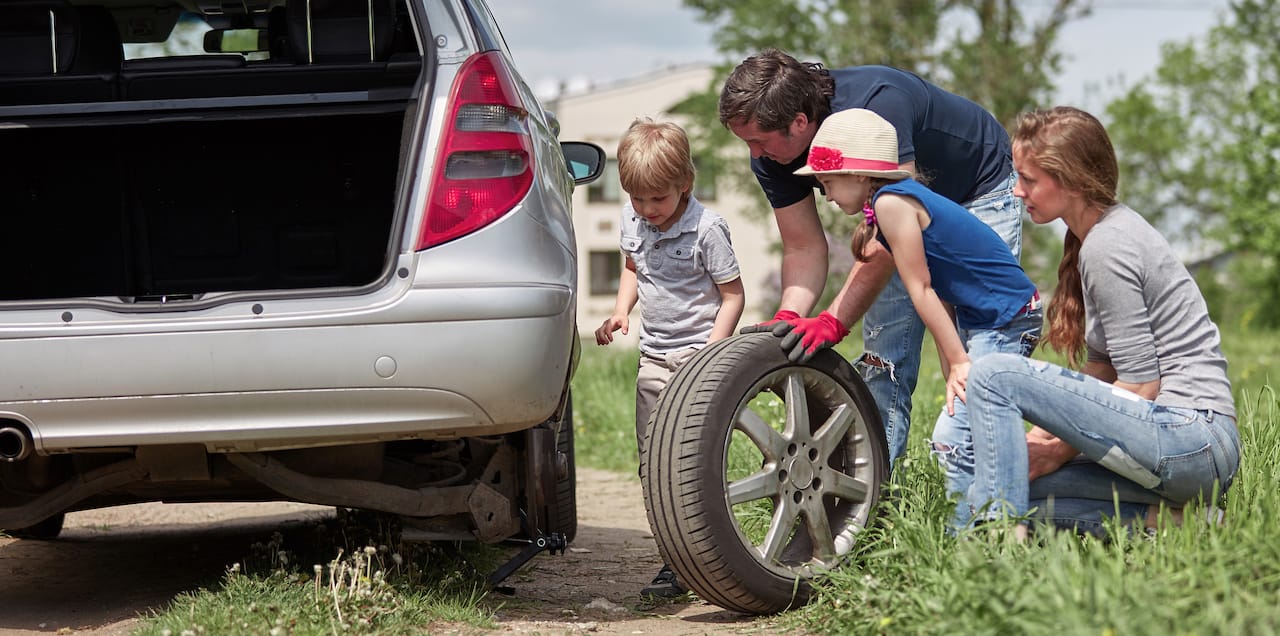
[616,118,696,195]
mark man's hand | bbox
[739,309,801,336]
[779,311,849,363]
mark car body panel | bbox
[0,0,599,540]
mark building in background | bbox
[550,64,775,345]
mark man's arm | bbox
[773,193,828,316]
[824,236,895,328]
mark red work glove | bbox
[739,309,801,336]
[779,311,849,363]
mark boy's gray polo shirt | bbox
[620,195,740,355]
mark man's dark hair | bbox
[718,48,836,131]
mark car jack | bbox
[488,531,567,594]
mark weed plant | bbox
[574,329,1280,634]
[134,509,495,635]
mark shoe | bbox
[640,564,687,598]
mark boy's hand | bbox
[779,312,848,363]
[739,309,801,336]
[595,315,628,345]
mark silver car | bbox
[0,0,603,560]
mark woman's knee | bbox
[968,352,1026,392]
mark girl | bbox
[789,108,1042,531]
[963,106,1239,537]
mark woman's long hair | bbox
[1013,107,1118,367]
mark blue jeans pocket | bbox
[1155,444,1219,503]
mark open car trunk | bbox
[0,110,406,302]
[0,0,423,304]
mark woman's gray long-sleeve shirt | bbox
[1080,204,1235,417]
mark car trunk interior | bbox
[0,110,405,302]
[0,0,422,303]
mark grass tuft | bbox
[133,510,497,635]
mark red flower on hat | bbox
[808,146,845,171]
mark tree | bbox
[672,0,1089,310]
[1105,0,1280,328]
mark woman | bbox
[963,106,1240,536]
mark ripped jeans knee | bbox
[854,351,896,383]
[930,438,973,477]
[929,414,976,498]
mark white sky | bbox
[485,0,1230,112]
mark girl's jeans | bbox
[857,170,1024,468]
[963,353,1241,533]
[928,309,1043,531]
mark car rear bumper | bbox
[0,283,575,454]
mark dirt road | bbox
[0,468,784,635]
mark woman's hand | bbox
[1026,427,1077,480]
[945,360,970,416]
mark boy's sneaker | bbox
[640,564,687,598]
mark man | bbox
[719,48,1022,467]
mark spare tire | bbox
[641,333,887,614]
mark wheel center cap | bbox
[787,457,815,489]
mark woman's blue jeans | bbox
[963,353,1241,534]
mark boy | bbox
[594,118,744,598]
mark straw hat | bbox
[793,108,912,179]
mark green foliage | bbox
[135,327,1280,632]
[938,0,1090,128]
[1106,0,1280,325]
[677,0,1087,131]
[790,381,1280,635]
[571,343,643,473]
[683,0,942,73]
[576,328,1280,634]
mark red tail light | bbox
[418,51,534,250]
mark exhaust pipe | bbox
[0,425,33,462]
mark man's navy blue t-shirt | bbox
[752,65,1012,209]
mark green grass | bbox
[133,512,498,635]
[573,329,1280,634]
[571,343,643,473]
[133,329,1280,634]
[792,382,1280,635]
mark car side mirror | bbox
[560,142,606,186]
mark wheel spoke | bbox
[811,403,853,460]
[759,496,800,563]
[801,498,838,566]
[782,375,811,442]
[828,469,871,504]
[727,469,781,505]
[736,407,787,459]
